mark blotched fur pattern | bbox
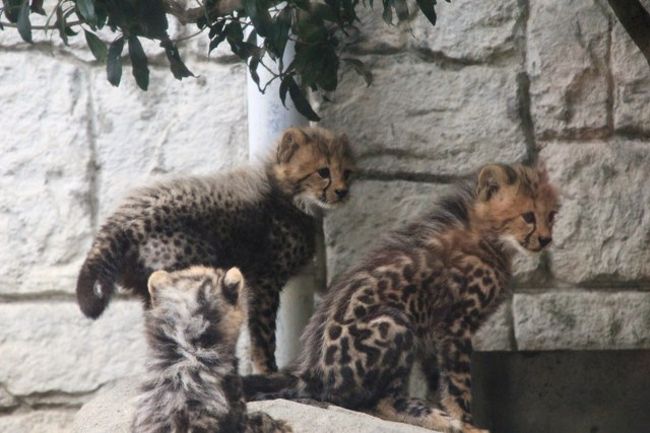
[132,266,291,433]
[243,163,559,433]
[76,126,354,373]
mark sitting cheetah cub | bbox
[243,163,559,433]
[76,126,354,373]
[132,266,292,433]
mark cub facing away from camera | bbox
[76,126,354,373]
[132,266,291,433]
[244,163,559,433]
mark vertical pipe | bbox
[244,40,318,371]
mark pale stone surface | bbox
[0,410,76,433]
[611,22,650,134]
[514,291,650,350]
[0,53,94,296]
[324,179,448,281]
[411,0,521,61]
[0,300,145,396]
[0,386,18,409]
[91,62,249,220]
[348,5,409,52]
[321,53,527,176]
[527,0,610,138]
[540,140,650,284]
[473,302,514,351]
[73,379,438,433]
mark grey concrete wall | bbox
[1,0,649,432]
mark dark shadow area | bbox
[472,350,650,433]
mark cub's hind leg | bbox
[246,412,292,433]
[373,396,462,433]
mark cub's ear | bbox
[147,270,170,301]
[277,127,307,163]
[222,267,244,306]
[477,164,517,201]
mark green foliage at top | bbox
[0,0,447,120]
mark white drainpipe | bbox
[244,40,318,371]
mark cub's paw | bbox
[461,423,489,433]
[246,411,292,433]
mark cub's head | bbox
[272,126,355,209]
[147,266,247,348]
[474,162,559,254]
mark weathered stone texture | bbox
[514,291,650,350]
[527,0,610,138]
[324,179,447,280]
[0,410,76,433]
[473,302,514,351]
[91,63,248,220]
[411,0,521,62]
[73,379,438,433]
[539,140,650,284]
[321,54,527,176]
[611,22,650,134]
[0,54,94,296]
[0,301,145,396]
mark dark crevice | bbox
[358,169,461,184]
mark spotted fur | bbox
[76,126,354,373]
[243,163,559,433]
[132,266,291,433]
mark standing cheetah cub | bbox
[76,126,354,373]
[132,266,292,433]
[244,163,559,433]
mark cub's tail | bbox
[242,371,307,402]
[76,223,129,318]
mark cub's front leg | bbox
[247,275,284,373]
[437,325,489,433]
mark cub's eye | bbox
[522,212,536,224]
[548,210,557,223]
[343,169,352,180]
[317,167,330,178]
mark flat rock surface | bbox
[73,379,439,433]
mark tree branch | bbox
[162,0,243,24]
[607,0,650,67]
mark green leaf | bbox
[382,2,393,25]
[394,0,409,21]
[244,0,273,37]
[128,36,149,90]
[343,58,372,86]
[415,0,437,26]
[17,1,32,43]
[279,75,291,107]
[287,77,320,121]
[267,7,290,59]
[2,0,22,23]
[31,0,45,15]
[106,36,124,87]
[162,40,194,79]
[249,56,260,90]
[84,30,107,62]
[76,0,96,27]
[55,6,68,45]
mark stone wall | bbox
[1,0,649,431]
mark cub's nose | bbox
[539,236,552,247]
[335,189,348,199]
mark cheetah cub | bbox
[243,163,559,433]
[132,266,292,433]
[76,126,354,373]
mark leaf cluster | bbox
[0,0,447,120]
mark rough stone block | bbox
[0,410,76,433]
[90,62,249,220]
[324,179,448,280]
[611,21,650,134]
[514,291,650,350]
[539,140,650,284]
[411,0,521,62]
[527,0,610,138]
[473,302,514,351]
[0,301,145,396]
[0,53,94,296]
[320,53,527,176]
[73,379,439,433]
